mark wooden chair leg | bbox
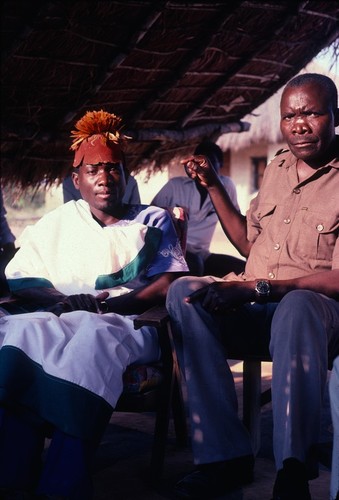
[171,375,188,447]
[242,359,262,455]
[149,377,173,483]
[167,319,188,448]
[133,306,188,481]
[148,323,173,482]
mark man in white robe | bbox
[0,110,188,499]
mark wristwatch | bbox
[254,280,271,302]
[99,300,109,313]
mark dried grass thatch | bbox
[1,1,338,189]
[218,58,339,152]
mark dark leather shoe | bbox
[174,454,254,499]
[271,458,311,500]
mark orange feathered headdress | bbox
[70,110,130,167]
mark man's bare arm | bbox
[182,155,251,257]
[105,272,184,315]
[187,269,339,314]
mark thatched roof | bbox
[1,1,339,189]
[218,59,339,151]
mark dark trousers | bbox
[0,407,94,498]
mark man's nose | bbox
[293,117,310,134]
[97,168,113,184]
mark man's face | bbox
[280,82,337,166]
[72,162,127,218]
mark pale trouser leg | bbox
[0,310,160,409]
[330,357,339,500]
[166,276,254,465]
[269,290,339,475]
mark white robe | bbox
[0,201,188,439]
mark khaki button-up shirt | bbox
[243,142,339,281]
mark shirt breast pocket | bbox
[301,211,339,263]
[250,203,277,243]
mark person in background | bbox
[0,109,188,499]
[330,357,339,500]
[166,73,339,499]
[151,141,245,276]
[0,186,16,296]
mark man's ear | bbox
[72,171,80,190]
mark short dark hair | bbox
[194,141,223,166]
[284,73,338,110]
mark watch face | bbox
[256,280,270,295]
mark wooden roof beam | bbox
[178,2,329,127]
[61,1,167,126]
[1,1,54,60]
[125,120,250,142]
[125,2,242,124]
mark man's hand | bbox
[48,291,109,316]
[180,155,219,188]
[186,281,254,313]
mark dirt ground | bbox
[91,362,332,500]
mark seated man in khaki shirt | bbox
[167,73,339,500]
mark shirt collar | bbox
[281,135,339,171]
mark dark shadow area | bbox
[93,422,155,472]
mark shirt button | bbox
[316,224,324,232]
[293,188,301,194]
[268,272,275,279]
[283,218,291,224]
[274,243,280,250]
